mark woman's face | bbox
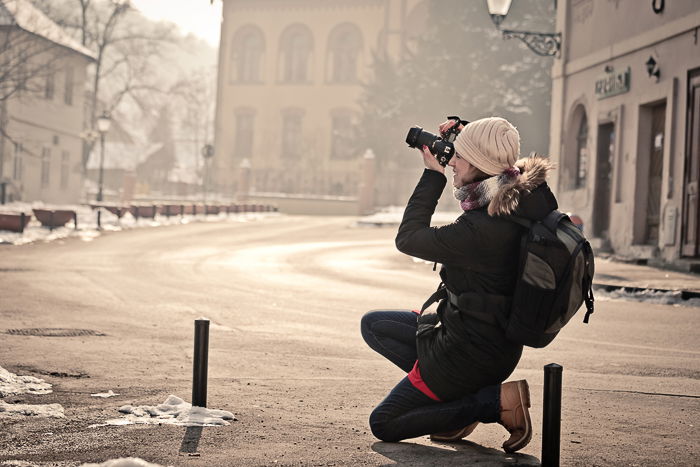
[448,152,482,188]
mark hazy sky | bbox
[131,0,222,47]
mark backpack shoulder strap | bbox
[543,210,567,232]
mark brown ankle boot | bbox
[430,421,479,442]
[499,380,532,453]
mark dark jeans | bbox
[361,310,501,442]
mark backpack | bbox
[504,210,595,347]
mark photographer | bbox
[360,116,557,452]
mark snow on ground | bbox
[91,390,120,398]
[0,365,52,397]
[0,400,64,418]
[357,205,459,226]
[0,202,280,246]
[80,458,167,467]
[594,287,700,307]
[90,395,236,428]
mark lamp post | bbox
[201,143,214,204]
[96,111,111,202]
[486,0,561,57]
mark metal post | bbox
[542,363,563,467]
[73,211,78,230]
[19,212,25,234]
[192,319,210,407]
[97,209,102,230]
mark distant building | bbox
[0,0,96,205]
[213,0,426,206]
[549,0,700,268]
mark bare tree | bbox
[33,0,175,172]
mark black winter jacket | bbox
[395,157,558,401]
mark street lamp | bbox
[96,111,111,203]
[486,0,561,57]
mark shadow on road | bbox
[179,426,203,454]
[372,440,540,466]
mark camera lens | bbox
[405,127,423,148]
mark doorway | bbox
[682,68,700,257]
[593,123,614,239]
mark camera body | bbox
[405,116,468,166]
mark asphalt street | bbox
[0,216,698,466]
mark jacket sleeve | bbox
[395,169,482,265]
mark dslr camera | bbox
[405,116,469,166]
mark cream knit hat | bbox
[453,117,520,175]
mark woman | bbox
[361,116,558,452]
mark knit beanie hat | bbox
[453,117,520,175]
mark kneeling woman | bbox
[361,117,557,452]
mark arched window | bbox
[279,24,313,83]
[230,25,265,83]
[326,23,363,83]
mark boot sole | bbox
[430,422,479,442]
[503,380,532,453]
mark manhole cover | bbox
[5,328,106,337]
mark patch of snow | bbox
[80,457,167,467]
[594,287,700,308]
[0,400,64,418]
[90,395,235,427]
[0,365,52,397]
[91,390,120,398]
[357,206,458,226]
[0,201,280,246]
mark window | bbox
[13,143,23,181]
[45,72,55,99]
[330,113,355,159]
[230,26,265,83]
[575,113,588,188]
[234,112,255,158]
[41,147,51,187]
[281,111,303,159]
[279,25,313,83]
[60,151,70,189]
[327,24,362,83]
[64,67,74,105]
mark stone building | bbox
[549,0,700,268]
[212,0,426,210]
[0,0,95,205]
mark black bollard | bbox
[19,212,26,233]
[192,319,210,408]
[97,209,102,230]
[542,363,563,467]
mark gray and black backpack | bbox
[506,210,595,348]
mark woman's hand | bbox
[420,145,445,174]
[438,119,464,136]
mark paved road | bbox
[0,216,698,466]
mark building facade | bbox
[0,0,95,205]
[213,0,426,204]
[549,0,700,266]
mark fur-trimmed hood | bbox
[488,155,557,217]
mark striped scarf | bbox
[454,167,521,212]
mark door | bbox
[593,123,614,239]
[645,103,666,244]
[682,69,700,257]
